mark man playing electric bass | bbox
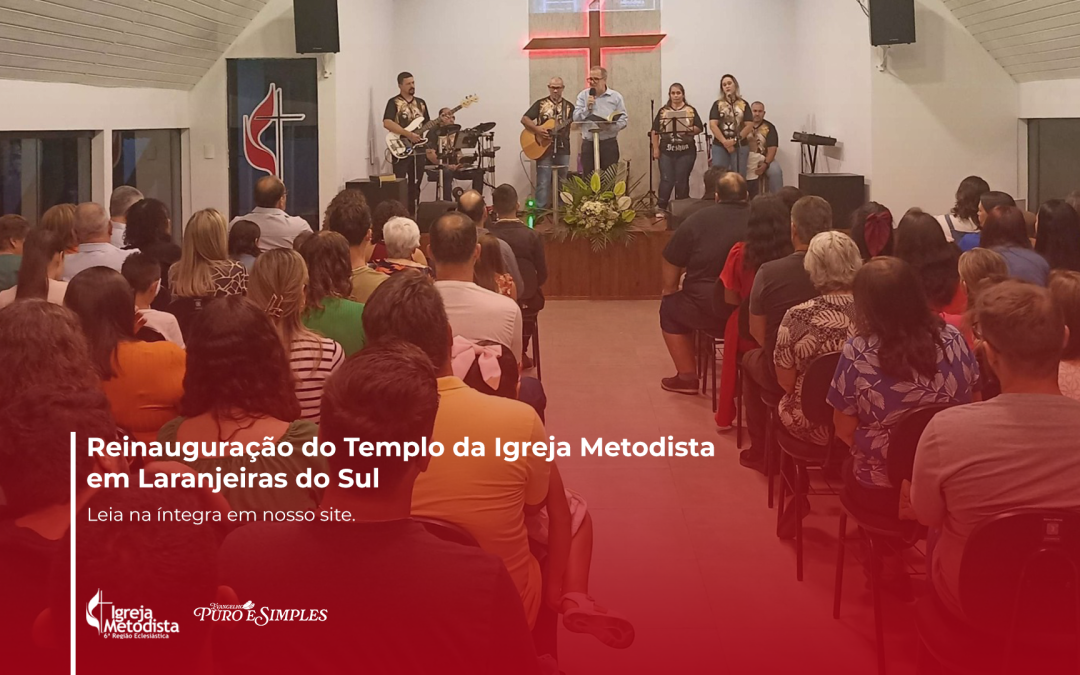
[521,77,575,210]
[383,71,430,213]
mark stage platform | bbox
[536,216,670,300]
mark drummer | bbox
[425,107,486,200]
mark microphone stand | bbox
[644,97,659,209]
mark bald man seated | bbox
[229,176,312,252]
[456,191,524,298]
[63,202,139,281]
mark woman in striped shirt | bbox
[249,249,344,423]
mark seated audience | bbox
[108,185,143,248]
[475,233,517,300]
[227,218,261,272]
[981,205,1049,285]
[911,280,1080,622]
[163,296,324,511]
[1034,198,1080,272]
[229,175,310,251]
[218,343,542,674]
[776,185,804,214]
[291,229,313,251]
[1067,190,1080,216]
[668,167,727,228]
[0,388,114,674]
[370,216,433,277]
[38,203,78,253]
[0,300,99,393]
[660,172,751,393]
[935,175,988,244]
[361,272,551,628]
[489,183,548,314]
[0,214,28,290]
[742,196,833,470]
[894,208,965,322]
[1049,270,1080,402]
[432,211,524,361]
[956,247,1008,349]
[121,252,185,347]
[955,190,1016,252]
[775,231,861,446]
[849,202,893,261]
[167,209,248,334]
[62,202,138,280]
[714,194,792,430]
[458,190,524,293]
[370,198,420,263]
[248,249,344,423]
[324,188,385,303]
[65,267,185,442]
[123,198,181,308]
[299,230,366,356]
[0,229,67,308]
[74,486,221,675]
[829,257,979,592]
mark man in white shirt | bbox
[431,211,524,361]
[63,203,138,281]
[121,252,184,347]
[109,185,143,249]
[457,190,524,295]
[229,176,311,251]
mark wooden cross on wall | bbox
[524,0,665,73]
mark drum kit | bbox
[427,121,500,201]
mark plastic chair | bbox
[774,351,841,581]
[917,509,1080,675]
[833,403,952,675]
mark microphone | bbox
[589,87,596,96]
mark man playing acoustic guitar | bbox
[521,77,575,211]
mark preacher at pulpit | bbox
[574,66,628,175]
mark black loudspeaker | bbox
[869,0,916,46]
[345,178,408,213]
[294,0,340,54]
[415,201,456,234]
[798,173,866,231]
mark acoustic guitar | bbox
[519,117,574,161]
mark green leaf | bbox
[590,172,601,192]
[614,181,626,197]
[621,209,636,223]
[573,175,588,191]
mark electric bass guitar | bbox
[385,95,479,161]
[519,117,574,161]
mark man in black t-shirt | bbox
[217,344,540,675]
[659,172,750,393]
[740,196,831,471]
[425,108,485,201]
[521,77,576,210]
[383,71,431,213]
[747,101,783,195]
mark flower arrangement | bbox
[556,164,637,250]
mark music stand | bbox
[572,121,619,177]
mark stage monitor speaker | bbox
[798,173,866,231]
[415,201,456,234]
[869,0,916,46]
[294,0,340,54]
[345,178,408,214]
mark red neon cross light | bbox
[524,0,665,73]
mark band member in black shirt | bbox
[709,74,752,176]
[383,72,430,213]
[521,77,575,210]
[651,83,704,214]
[425,108,485,201]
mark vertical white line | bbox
[70,431,76,675]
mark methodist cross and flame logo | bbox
[243,83,307,179]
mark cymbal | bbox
[471,122,497,133]
[436,124,461,135]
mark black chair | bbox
[413,516,480,547]
[695,328,722,413]
[522,309,541,380]
[916,509,1080,675]
[774,351,842,581]
[833,403,953,675]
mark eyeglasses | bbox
[548,85,564,90]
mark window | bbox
[0,132,92,224]
[113,130,183,241]
[1028,119,1080,208]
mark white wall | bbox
[794,1,873,180]
[1019,80,1080,119]
[662,0,801,196]
[870,0,1019,216]
[391,0,531,197]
